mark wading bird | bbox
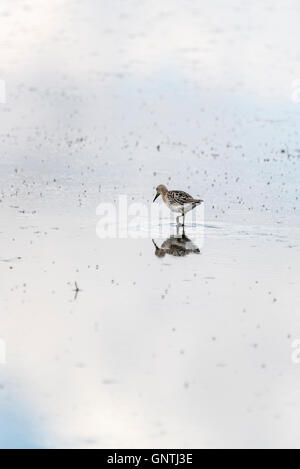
[153,184,203,226]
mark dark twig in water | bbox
[73,281,81,300]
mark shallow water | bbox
[1,0,300,449]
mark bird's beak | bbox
[153,193,160,202]
[152,239,158,248]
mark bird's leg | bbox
[176,211,186,227]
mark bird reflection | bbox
[152,227,200,258]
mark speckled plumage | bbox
[153,184,203,225]
[164,190,201,212]
[152,230,200,258]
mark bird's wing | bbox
[168,190,196,204]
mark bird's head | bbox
[153,184,168,202]
[152,240,166,257]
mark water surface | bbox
[1,0,300,449]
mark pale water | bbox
[0,0,300,449]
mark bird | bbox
[152,227,200,258]
[153,184,203,226]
